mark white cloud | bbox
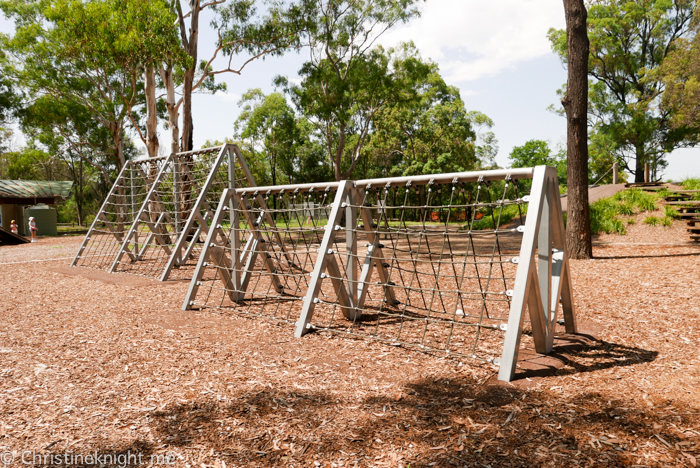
[216,91,242,103]
[380,0,565,83]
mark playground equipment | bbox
[182,166,576,382]
[71,144,266,280]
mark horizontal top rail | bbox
[174,145,226,158]
[237,181,341,195]
[130,145,228,164]
[130,153,171,164]
[235,167,538,195]
[354,167,535,188]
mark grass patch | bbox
[681,177,700,200]
[643,215,661,226]
[470,203,527,230]
[680,177,700,191]
[664,205,680,219]
[590,188,661,235]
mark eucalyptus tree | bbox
[0,0,183,169]
[368,47,478,179]
[234,89,299,187]
[169,0,313,152]
[278,0,422,181]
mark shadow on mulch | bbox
[593,251,700,260]
[26,440,157,468]
[139,335,676,468]
[25,333,666,468]
[512,333,658,383]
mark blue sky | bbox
[3,0,700,181]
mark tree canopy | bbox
[549,0,699,182]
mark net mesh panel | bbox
[113,147,248,279]
[192,187,336,323]
[73,157,167,270]
[75,146,252,279]
[190,177,535,363]
[317,180,529,363]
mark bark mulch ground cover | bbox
[1,211,699,468]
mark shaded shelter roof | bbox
[0,180,73,201]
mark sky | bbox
[3,0,700,181]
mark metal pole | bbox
[228,147,241,297]
[232,168,536,197]
[346,186,357,308]
[498,166,550,381]
[294,181,351,337]
[612,162,619,184]
[174,155,181,241]
[160,146,229,281]
[109,154,174,273]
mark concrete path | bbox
[560,184,627,212]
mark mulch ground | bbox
[1,208,699,468]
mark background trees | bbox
[549,0,698,183]
[279,0,422,181]
[509,140,567,186]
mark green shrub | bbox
[681,177,700,200]
[590,199,627,234]
[467,203,526,230]
[662,216,673,227]
[616,201,635,216]
[613,188,658,212]
[664,205,680,219]
[590,188,661,235]
[681,177,700,191]
[643,215,660,226]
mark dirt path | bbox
[0,222,699,467]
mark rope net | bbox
[72,156,168,270]
[112,148,248,279]
[190,188,335,323]
[189,176,537,364]
[73,146,252,280]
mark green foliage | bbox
[278,0,422,180]
[1,0,185,171]
[681,177,700,190]
[509,139,566,187]
[664,205,680,219]
[233,89,332,185]
[2,147,59,180]
[590,198,628,235]
[368,45,479,179]
[548,0,699,182]
[614,188,658,212]
[643,215,661,226]
[589,188,661,235]
[470,204,526,231]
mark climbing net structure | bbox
[71,144,262,281]
[183,166,576,382]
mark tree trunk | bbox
[159,64,180,155]
[182,68,195,153]
[562,0,592,260]
[77,155,83,226]
[334,123,346,181]
[180,0,200,153]
[634,145,644,183]
[111,122,125,171]
[145,65,159,158]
